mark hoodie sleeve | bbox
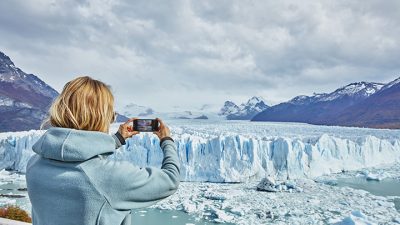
[80,139,180,210]
[112,132,126,149]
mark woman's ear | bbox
[112,112,117,123]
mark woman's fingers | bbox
[124,117,137,125]
[127,125,133,132]
[128,131,140,136]
[156,118,163,126]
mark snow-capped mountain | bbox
[119,103,217,120]
[333,77,400,128]
[219,101,240,116]
[121,103,155,117]
[0,53,58,100]
[289,82,384,105]
[119,97,268,121]
[380,77,400,91]
[321,82,384,100]
[0,51,59,132]
[220,96,269,120]
[253,78,400,128]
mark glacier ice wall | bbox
[1,128,400,182]
[0,130,45,173]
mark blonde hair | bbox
[42,76,115,133]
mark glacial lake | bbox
[336,177,400,212]
[0,182,230,225]
[131,208,232,225]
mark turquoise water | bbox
[131,209,230,225]
[336,177,400,212]
[0,181,30,212]
[0,182,231,225]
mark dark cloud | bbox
[0,0,399,111]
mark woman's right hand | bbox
[153,118,171,140]
[118,118,140,139]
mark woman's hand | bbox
[153,118,171,140]
[118,118,140,139]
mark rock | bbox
[257,177,278,192]
[255,210,274,219]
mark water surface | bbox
[131,208,232,225]
[336,177,400,212]
[0,182,232,225]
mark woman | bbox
[26,76,180,225]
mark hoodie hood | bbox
[32,127,115,162]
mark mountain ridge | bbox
[252,77,400,129]
[0,51,59,132]
[219,96,269,120]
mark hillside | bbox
[252,78,400,129]
[0,51,58,132]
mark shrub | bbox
[0,205,32,223]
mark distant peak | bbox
[249,96,264,101]
[343,81,384,88]
[389,76,400,84]
[223,101,238,106]
[245,96,267,106]
[289,95,310,104]
[381,76,400,91]
[0,51,16,68]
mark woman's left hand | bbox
[118,118,139,139]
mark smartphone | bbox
[133,119,159,132]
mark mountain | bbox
[121,103,155,118]
[332,78,400,128]
[119,103,216,120]
[0,51,59,132]
[219,101,240,116]
[220,96,269,120]
[288,82,384,105]
[119,97,269,121]
[115,113,129,122]
[252,81,386,125]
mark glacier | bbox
[1,121,400,182]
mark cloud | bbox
[0,0,399,111]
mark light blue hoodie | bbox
[26,127,180,225]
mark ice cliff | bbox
[1,124,400,182]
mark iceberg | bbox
[1,121,400,182]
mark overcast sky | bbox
[0,0,399,111]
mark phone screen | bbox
[134,119,158,132]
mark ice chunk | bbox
[332,211,377,225]
[210,208,235,223]
[366,172,387,181]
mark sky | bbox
[0,0,399,112]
